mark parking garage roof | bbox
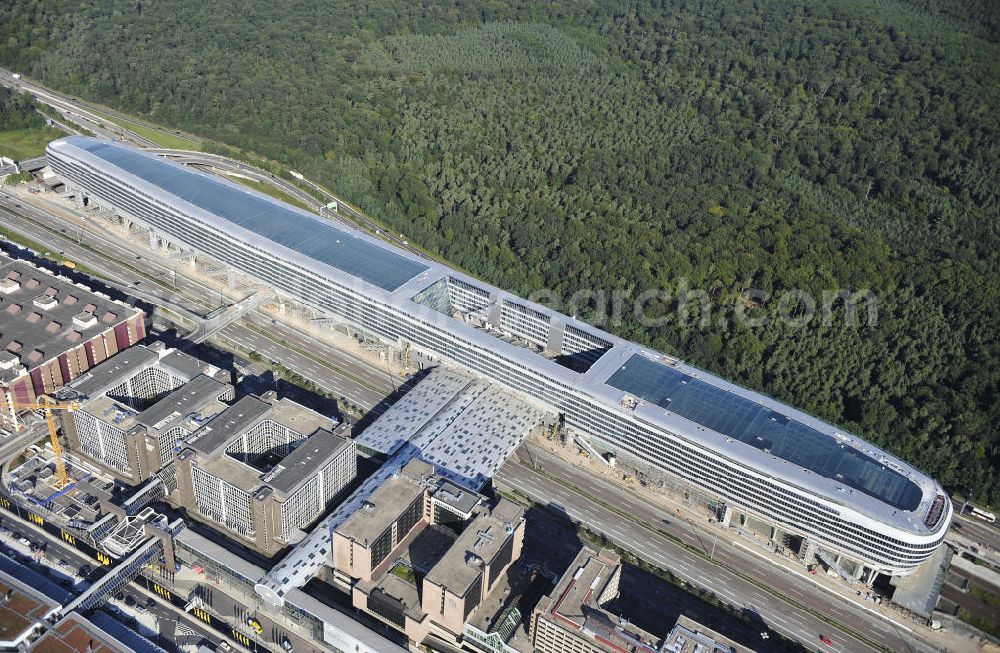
[63,136,428,292]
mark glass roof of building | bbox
[71,137,428,291]
[607,354,922,511]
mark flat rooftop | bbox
[135,374,229,434]
[336,461,429,547]
[0,565,61,647]
[32,612,169,653]
[57,345,159,399]
[663,615,752,653]
[424,499,524,596]
[266,424,353,496]
[59,136,428,291]
[607,353,922,511]
[58,344,215,402]
[186,394,271,456]
[83,394,142,432]
[51,137,945,535]
[541,547,619,631]
[0,256,142,383]
[431,479,482,517]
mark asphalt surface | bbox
[496,443,944,653]
[2,67,425,262]
[0,188,395,412]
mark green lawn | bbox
[0,126,63,160]
[226,174,314,211]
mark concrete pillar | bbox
[798,537,818,562]
[721,504,733,527]
[148,230,159,249]
[226,267,237,289]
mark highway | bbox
[0,188,395,412]
[1,67,427,261]
[1,68,186,149]
[496,444,947,653]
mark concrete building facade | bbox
[175,393,356,554]
[332,460,524,650]
[532,546,750,653]
[0,254,145,430]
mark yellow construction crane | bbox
[13,396,79,489]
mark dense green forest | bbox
[0,86,43,132]
[2,0,997,504]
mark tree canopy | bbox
[2,0,997,504]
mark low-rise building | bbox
[0,255,145,430]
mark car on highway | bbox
[280,636,294,652]
[819,634,833,645]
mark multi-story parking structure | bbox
[47,136,952,600]
[0,254,145,430]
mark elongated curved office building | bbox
[47,136,951,597]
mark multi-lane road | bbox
[1,67,426,260]
[0,187,395,412]
[496,444,952,653]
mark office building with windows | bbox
[175,392,356,554]
[47,136,951,602]
[59,343,229,482]
[332,459,524,650]
[532,545,751,653]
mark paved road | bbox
[1,68,174,148]
[1,67,426,265]
[950,499,1000,551]
[496,444,944,653]
[0,497,226,652]
[0,190,394,412]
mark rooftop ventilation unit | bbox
[33,294,58,310]
[72,312,98,329]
